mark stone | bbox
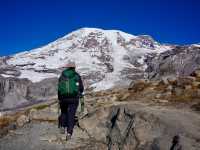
[29,107,58,122]
[184,85,192,90]
[128,79,149,92]
[27,77,58,100]
[155,94,162,99]
[167,85,173,91]
[16,115,29,127]
[191,102,200,111]
[40,135,57,143]
[146,46,200,79]
[174,88,184,96]
[161,77,170,85]
[167,76,177,85]
[156,99,169,103]
[194,69,200,78]
[192,81,200,88]
[29,108,37,120]
[164,91,172,97]
[1,102,200,150]
[177,77,194,87]
[118,93,130,101]
[0,77,31,110]
[197,89,200,97]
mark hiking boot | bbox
[59,127,65,134]
[66,133,72,141]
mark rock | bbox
[50,103,59,113]
[146,46,200,79]
[80,104,200,150]
[162,77,170,85]
[167,85,173,91]
[1,102,200,150]
[0,65,21,77]
[16,115,29,127]
[0,76,58,110]
[193,69,200,78]
[27,77,58,101]
[184,85,192,90]
[173,88,184,97]
[164,91,172,97]
[174,88,183,96]
[40,135,57,143]
[154,99,169,103]
[110,94,119,102]
[29,107,58,122]
[0,77,31,110]
[79,107,109,143]
[197,89,200,97]
[128,79,150,91]
[192,81,200,88]
[167,76,177,85]
[118,93,130,101]
[191,102,200,112]
[177,77,194,87]
[29,108,37,120]
[155,94,162,99]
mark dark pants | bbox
[59,99,79,135]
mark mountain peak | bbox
[2,28,171,91]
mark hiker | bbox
[58,60,84,140]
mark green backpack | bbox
[58,69,79,97]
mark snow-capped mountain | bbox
[1,28,171,91]
[1,28,200,110]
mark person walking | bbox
[58,60,84,140]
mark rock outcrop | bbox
[0,76,58,111]
[0,77,31,110]
[146,45,200,79]
[27,77,58,101]
[79,104,200,150]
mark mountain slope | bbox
[2,28,171,91]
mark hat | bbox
[64,60,76,68]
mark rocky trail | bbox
[1,74,200,150]
[0,93,200,150]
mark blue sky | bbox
[0,0,199,56]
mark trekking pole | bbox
[80,95,85,113]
